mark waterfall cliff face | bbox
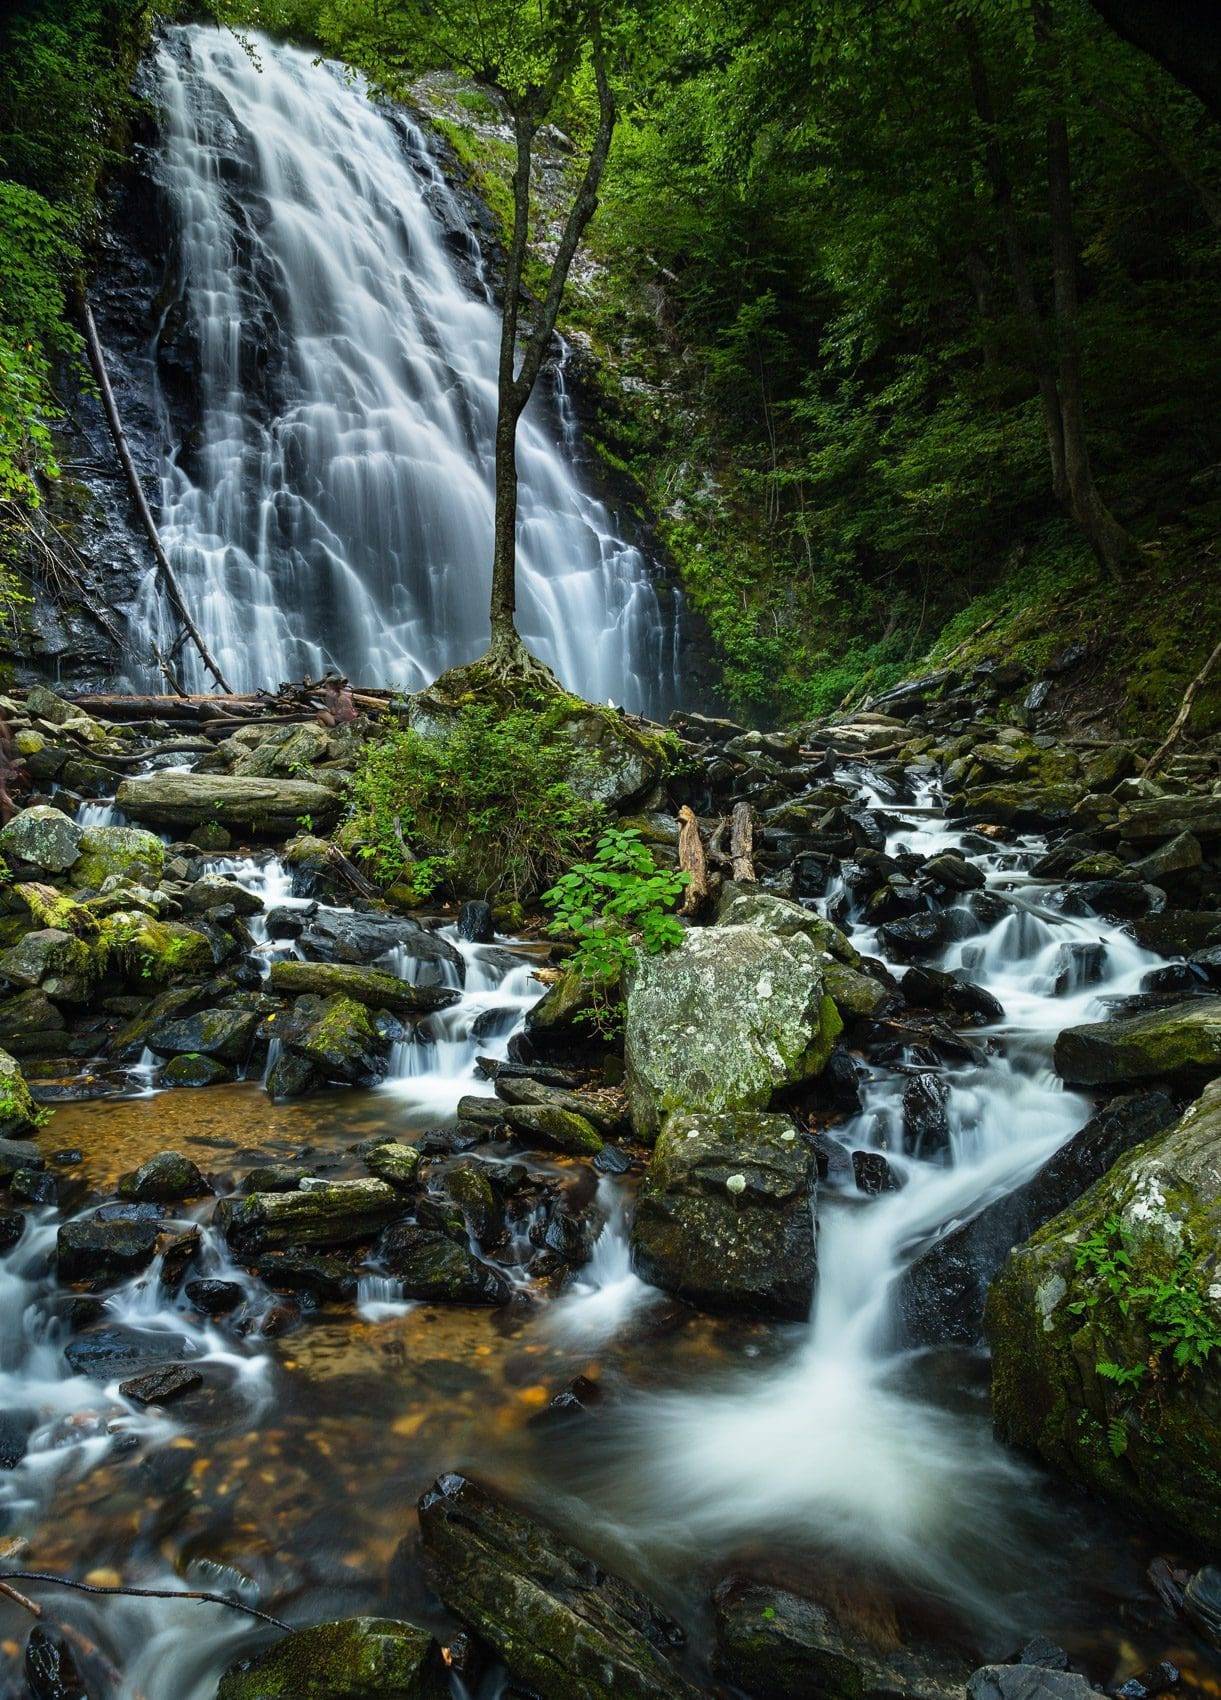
[134,26,682,713]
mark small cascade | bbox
[544,1179,660,1348]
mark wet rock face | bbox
[117,1149,211,1202]
[987,1079,1221,1545]
[898,1090,1179,1346]
[625,923,842,1139]
[417,1472,698,1700]
[216,1615,445,1700]
[57,1216,162,1282]
[1053,996,1221,1089]
[269,958,458,1016]
[278,992,390,1086]
[379,1223,510,1304]
[711,1577,968,1700]
[0,806,83,875]
[631,1111,817,1319]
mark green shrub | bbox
[345,704,603,901]
[543,824,688,1026]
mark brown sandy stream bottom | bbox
[1,1083,1218,1698]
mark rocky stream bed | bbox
[0,662,1220,1700]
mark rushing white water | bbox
[544,1178,661,1348]
[591,774,1168,1631]
[137,27,681,712]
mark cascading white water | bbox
[589,775,1169,1634]
[137,27,681,713]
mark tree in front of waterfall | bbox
[285,0,665,683]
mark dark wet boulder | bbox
[379,1224,509,1304]
[117,1150,211,1203]
[185,1278,245,1316]
[877,909,976,962]
[278,993,390,1086]
[898,1091,1178,1345]
[0,1138,44,1184]
[853,1150,903,1194]
[1053,997,1221,1089]
[631,1111,817,1320]
[902,965,1003,1025]
[902,1071,951,1157]
[216,1615,445,1700]
[269,960,458,1016]
[0,1209,24,1253]
[923,849,985,892]
[295,907,464,977]
[1116,796,1221,846]
[1052,941,1106,995]
[57,1217,161,1282]
[216,1179,404,1252]
[264,1050,321,1099]
[163,1052,234,1088]
[988,1080,1221,1544]
[1127,831,1203,890]
[24,1626,91,1700]
[501,1102,604,1155]
[967,1669,1105,1700]
[119,1363,203,1405]
[458,899,494,942]
[0,988,68,1057]
[1131,909,1221,957]
[711,1577,968,1700]
[63,1324,195,1380]
[417,1473,697,1699]
[148,1007,261,1063]
[494,1073,629,1136]
[251,1249,359,1304]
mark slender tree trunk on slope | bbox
[960,20,1068,506]
[1039,11,1135,576]
[488,28,616,667]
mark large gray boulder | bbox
[987,1079,1221,1545]
[0,805,82,874]
[625,924,842,1139]
[115,772,341,834]
[418,1473,698,1699]
[1053,997,1221,1089]
[631,1111,817,1319]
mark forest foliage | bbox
[1,0,1218,724]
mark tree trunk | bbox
[729,802,756,884]
[677,804,711,914]
[1039,13,1134,575]
[960,21,1068,505]
[485,31,617,662]
[1143,638,1221,778]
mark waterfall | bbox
[138,27,681,714]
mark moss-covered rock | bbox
[379,1223,510,1303]
[525,964,612,1045]
[955,782,1087,830]
[1053,997,1221,1089]
[279,993,390,1086]
[0,988,66,1057]
[118,1150,211,1202]
[70,825,165,890]
[631,1110,817,1319]
[0,1046,41,1137]
[0,805,82,874]
[100,913,215,987]
[500,1102,603,1155]
[364,1142,422,1188]
[216,1616,444,1700]
[162,1053,233,1088]
[986,1079,1221,1545]
[268,960,458,1016]
[0,928,94,1003]
[418,1472,698,1700]
[1116,796,1221,845]
[716,887,861,966]
[625,924,842,1139]
[148,1007,261,1064]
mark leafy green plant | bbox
[543,825,688,1027]
[1070,1215,1221,1426]
[345,704,602,901]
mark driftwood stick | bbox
[677,804,710,915]
[0,1569,290,1631]
[1144,638,1221,780]
[729,800,756,883]
[78,295,233,694]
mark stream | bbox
[1,764,1214,1697]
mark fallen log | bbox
[1144,638,1221,780]
[677,804,711,915]
[79,296,233,694]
